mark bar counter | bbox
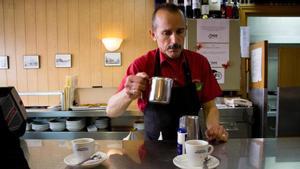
[22,137,300,169]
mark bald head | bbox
[152,3,186,30]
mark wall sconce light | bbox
[102,37,123,52]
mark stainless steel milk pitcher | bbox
[179,115,201,140]
[149,77,173,104]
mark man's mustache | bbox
[167,43,181,50]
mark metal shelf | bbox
[22,131,133,140]
[25,109,143,140]
[26,109,143,117]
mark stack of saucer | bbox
[32,119,49,131]
[95,117,109,130]
[66,117,85,131]
[133,120,144,131]
[49,118,67,131]
[26,122,32,131]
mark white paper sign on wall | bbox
[197,19,229,43]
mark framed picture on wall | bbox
[24,55,39,69]
[55,54,72,68]
[0,55,9,69]
[104,52,121,66]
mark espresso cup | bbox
[71,138,96,163]
[185,140,214,167]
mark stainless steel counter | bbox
[22,137,300,169]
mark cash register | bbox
[0,87,29,169]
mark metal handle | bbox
[220,122,239,131]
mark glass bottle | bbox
[201,0,209,19]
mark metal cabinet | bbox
[200,107,254,138]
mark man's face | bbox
[150,10,186,59]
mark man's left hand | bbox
[205,124,228,142]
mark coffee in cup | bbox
[71,138,96,163]
[185,140,214,167]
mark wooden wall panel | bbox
[101,0,113,87]
[25,0,38,105]
[134,0,146,58]
[0,0,7,87]
[122,0,135,86]
[57,0,69,88]
[90,0,101,87]
[0,0,156,106]
[15,0,28,103]
[112,0,124,86]
[4,0,17,87]
[78,0,91,87]
[36,0,48,105]
[68,0,79,79]
[46,0,59,105]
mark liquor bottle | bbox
[226,0,233,19]
[232,0,239,19]
[155,0,166,9]
[201,0,209,19]
[220,0,227,18]
[184,0,193,18]
[172,0,178,5]
[209,0,221,18]
[178,0,185,14]
[192,0,201,19]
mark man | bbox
[107,3,228,141]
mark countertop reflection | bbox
[22,138,300,169]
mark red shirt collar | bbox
[158,48,185,65]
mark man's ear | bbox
[149,29,157,41]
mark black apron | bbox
[144,50,202,140]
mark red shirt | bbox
[118,48,222,112]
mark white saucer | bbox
[64,151,108,168]
[173,154,220,169]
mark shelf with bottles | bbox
[157,0,240,19]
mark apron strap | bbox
[182,55,193,85]
[154,49,160,76]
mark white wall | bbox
[248,17,300,44]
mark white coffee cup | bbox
[185,140,214,167]
[71,138,96,163]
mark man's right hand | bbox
[124,72,149,100]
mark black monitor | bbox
[0,87,27,137]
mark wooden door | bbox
[278,47,300,87]
[249,40,268,138]
[276,47,300,137]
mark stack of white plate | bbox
[49,118,66,131]
[95,117,109,130]
[66,117,85,131]
[133,120,144,131]
[32,120,49,131]
[26,122,32,131]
